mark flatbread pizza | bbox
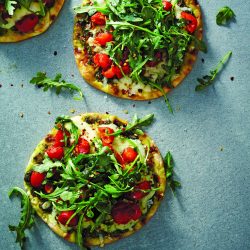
[73,0,203,100]
[0,0,64,42]
[24,113,166,248]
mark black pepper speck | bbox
[54,51,57,56]
[230,77,235,81]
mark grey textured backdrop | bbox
[0,0,249,249]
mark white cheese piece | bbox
[175,5,192,19]
[98,123,118,131]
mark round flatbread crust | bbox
[73,0,203,100]
[0,0,64,43]
[24,113,166,247]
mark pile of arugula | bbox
[74,0,206,111]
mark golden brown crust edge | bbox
[0,0,64,43]
[73,0,203,100]
[24,113,166,247]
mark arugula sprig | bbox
[196,51,232,91]
[164,152,181,194]
[29,72,83,100]
[216,6,236,26]
[8,187,35,250]
[111,114,154,136]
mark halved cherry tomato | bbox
[111,201,142,224]
[102,66,116,79]
[44,183,54,194]
[15,14,39,33]
[95,32,113,46]
[91,12,106,25]
[53,130,64,147]
[93,53,112,69]
[122,147,138,163]
[75,138,90,154]
[146,51,162,67]
[181,11,197,34]
[30,171,45,188]
[46,146,64,160]
[98,127,115,144]
[58,210,78,226]
[162,0,172,11]
[127,181,151,200]
[114,151,125,165]
[114,64,131,79]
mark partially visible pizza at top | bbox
[73,0,203,100]
[0,0,64,42]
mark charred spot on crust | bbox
[113,119,125,127]
[50,15,56,21]
[150,146,158,153]
[99,119,112,125]
[45,134,54,143]
[84,116,100,124]
[33,153,44,164]
[24,171,32,183]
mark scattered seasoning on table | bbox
[220,146,224,152]
[10,84,13,87]
[48,111,51,115]
[0,84,2,88]
[21,84,24,88]
[201,58,205,63]
[106,112,109,114]
[123,110,129,114]
[71,74,74,77]
[132,104,136,108]
[230,76,235,81]
[54,51,57,56]
[148,101,152,104]
[19,112,24,118]
[70,109,76,114]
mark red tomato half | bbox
[15,14,39,33]
[95,32,113,46]
[162,0,172,11]
[58,210,78,226]
[75,138,90,154]
[46,146,64,160]
[93,53,112,69]
[181,11,197,34]
[30,171,46,188]
[91,12,106,25]
[122,147,138,163]
[98,127,115,144]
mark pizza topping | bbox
[98,127,115,145]
[94,32,113,46]
[181,12,198,34]
[26,114,162,245]
[44,183,54,194]
[53,130,65,147]
[111,201,142,224]
[122,147,138,163]
[74,138,90,154]
[43,0,55,8]
[102,65,116,79]
[30,171,46,188]
[162,0,172,11]
[93,53,112,69]
[91,12,106,25]
[15,14,39,33]
[46,146,64,160]
[58,211,78,226]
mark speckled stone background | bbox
[0,0,249,249]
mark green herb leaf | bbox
[8,187,35,249]
[112,114,154,136]
[33,157,63,173]
[195,51,232,91]
[29,72,83,100]
[216,6,236,25]
[164,152,181,194]
[5,0,17,15]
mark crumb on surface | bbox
[48,111,51,115]
[230,77,235,81]
[132,104,135,108]
[19,112,24,118]
[220,146,224,152]
[201,58,205,63]
[54,51,57,56]
[123,110,129,114]
[70,109,76,114]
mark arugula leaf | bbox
[111,114,154,136]
[33,157,63,173]
[5,0,16,15]
[164,152,181,194]
[8,187,35,249]
[216,6,236,25]
[29,72,83,100]
[195,51,232,91]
